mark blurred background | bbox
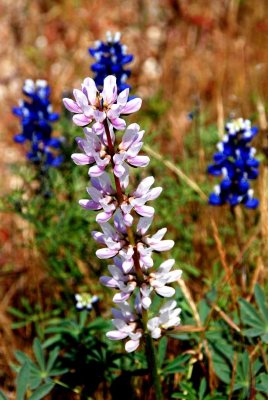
[1,0,268,397]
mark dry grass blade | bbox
[210,218,238,304]
[212,304,240,333]
[143,145,208,201]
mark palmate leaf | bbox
[16,362,30,400]
[162,354,190,375]
[256,373,268,394]
[239,285,268,343]
[28,382,55,400]
[254,284,268,321]
[33,338,46,371]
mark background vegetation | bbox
[0,1,267,399]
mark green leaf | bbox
[158,337,168,369]
[254,284,268,321]
[243,327,266,337]
[28,382,55,400]
[42,335,61,349]
[15,350,34,367]
[256,373,268,393]
[48,368,69,376]
[198,378,206,400]
[8,307,27,319]
[46,347,59,372]
[239,299,263,325]
[163,354,190,375]
[16,362,30,400]
[0,390,8,400]
[33,338,45,371]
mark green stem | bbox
[145,334,163,400]
[103,117,163,399]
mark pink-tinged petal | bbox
[96,211,113,223]
[159,300,177,314]
[100,276,118,288]
[136,217,153,235]
[79,199,101,210]
[73,114,92,126]
[166,270,182,283]
[92,121,105,135]
[73,89,89,109]
[158,259,175,272]
[89,165,106,177]
[125,339,140,353]
[123,213,133,227]
[93,109,106,123]
[114,163,126,178]
[107,105,121,120]
[121,98,142,114]
[113,292,131,303]
[111,117,126,130]
[117,88,129,106]
[119,167,129,190]
[127,142,143,157]
[71,153,93,165]
[121,126,140,149]
[150,228,167,242]
[82,77,98,105]
[147,187,162,201]
[102,75,117,105]
[128,155,150,168]
[92,231,105,244]
[63,98,82,113]
[122,260,134,274]
[86,187,102,202]
[156,286,175,297]
[106,330,128,340]
[134,205,155,218]
[112,318,131,331]
[150,240,174,252]
[134,177,155,197]
[96,248,118,259]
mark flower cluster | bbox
[208,118,259,208]
[64,75,182,352]
[13,79,63,169]
[75,293,99,311]
[89,31,133,93]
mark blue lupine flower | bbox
[89,31,133,93]
[13,79,63,169]
[208,118,259,209]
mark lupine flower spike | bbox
[63,75,182,357]
[13,79,64,169]
[208,118,259,209]
[89,31,133,93]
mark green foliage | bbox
[3,113,268,399]
[14,338,66,399]
[239,284,268,343]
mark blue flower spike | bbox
[13,79,64,169]
[89,31,133,93]
[208,118,259,209]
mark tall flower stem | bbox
[103,118,163,400]
[230,205,246,293]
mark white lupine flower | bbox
[147,300,181,339]
[75,293,99,311]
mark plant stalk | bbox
[103,117,163,400]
